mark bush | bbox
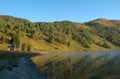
[21,43,27,51]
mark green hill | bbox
[0,15,120,52]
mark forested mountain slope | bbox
[0,15,120,52]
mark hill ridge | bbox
[0,15,120,52]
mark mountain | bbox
[85,18,120,27]
[0,15,120,52]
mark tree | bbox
[21,43,27,51]
[67,41,71,47]
[27,44,31,51]
[0,35,4,44]
[16,32,20,48]
[30,31,35,39]
[11,32,20,48]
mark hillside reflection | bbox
[32,51,120,79]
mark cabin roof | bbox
[7,46,15,48]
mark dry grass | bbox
[0,31,118,53]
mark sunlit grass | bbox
[1,31,118,53]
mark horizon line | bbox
[0,14,120,23]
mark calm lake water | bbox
[33,50,120,79]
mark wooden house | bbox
[7,46,15,51]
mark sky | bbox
[0,0,120,22]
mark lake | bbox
[32,50,120,79]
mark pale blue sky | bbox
[0,0,120,22]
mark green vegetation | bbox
[85,19,120,47]
[0,15,120,52]
[27,44,32,51]
[21,43,27,51]
[11,32,21,49]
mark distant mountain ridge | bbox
[85,18,120,27]
[0,15,120,52]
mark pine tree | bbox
[27,44,31,51]
[67,41,71,47]
[16,32,20,48]
[21,43,27,51]
[11,32,20,48]
[0,35,4,43]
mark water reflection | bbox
[33,50,120,79]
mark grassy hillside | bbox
[0,15,120,52]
